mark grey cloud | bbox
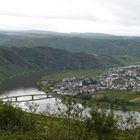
[97,0,140,26]
[1,0,140,35]
[0,11,103,23]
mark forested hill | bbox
[0,46,122,71]
[1,31,140,56]
[0,46,124,82]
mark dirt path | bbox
[131,97,140,102]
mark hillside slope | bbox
[0,46,124,83]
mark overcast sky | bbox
[0,0,140,35]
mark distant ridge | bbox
[0,30,124,38]
[1,30,140,56]
[1,30,140,37]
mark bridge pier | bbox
[47,94,48,98]
[32,95,34,100]
[15,97,18,102]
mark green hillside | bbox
[0,46,125,84]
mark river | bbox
[0,74,140,124]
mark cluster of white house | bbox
[41,65,140,95]
[42,77,98,95]
[98,65,140,91]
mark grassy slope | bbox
[0,101,139,140]
[41,69,103,81]
[115,56,140,65]
[91,90,140,111]
[96,90,140,100]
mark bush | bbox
[0,101,34,132]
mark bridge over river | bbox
[0,88,140,124]
[0,93,54,102]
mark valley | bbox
[1,31,140,112]
[1,0,140,139]
[0,31,140,139]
